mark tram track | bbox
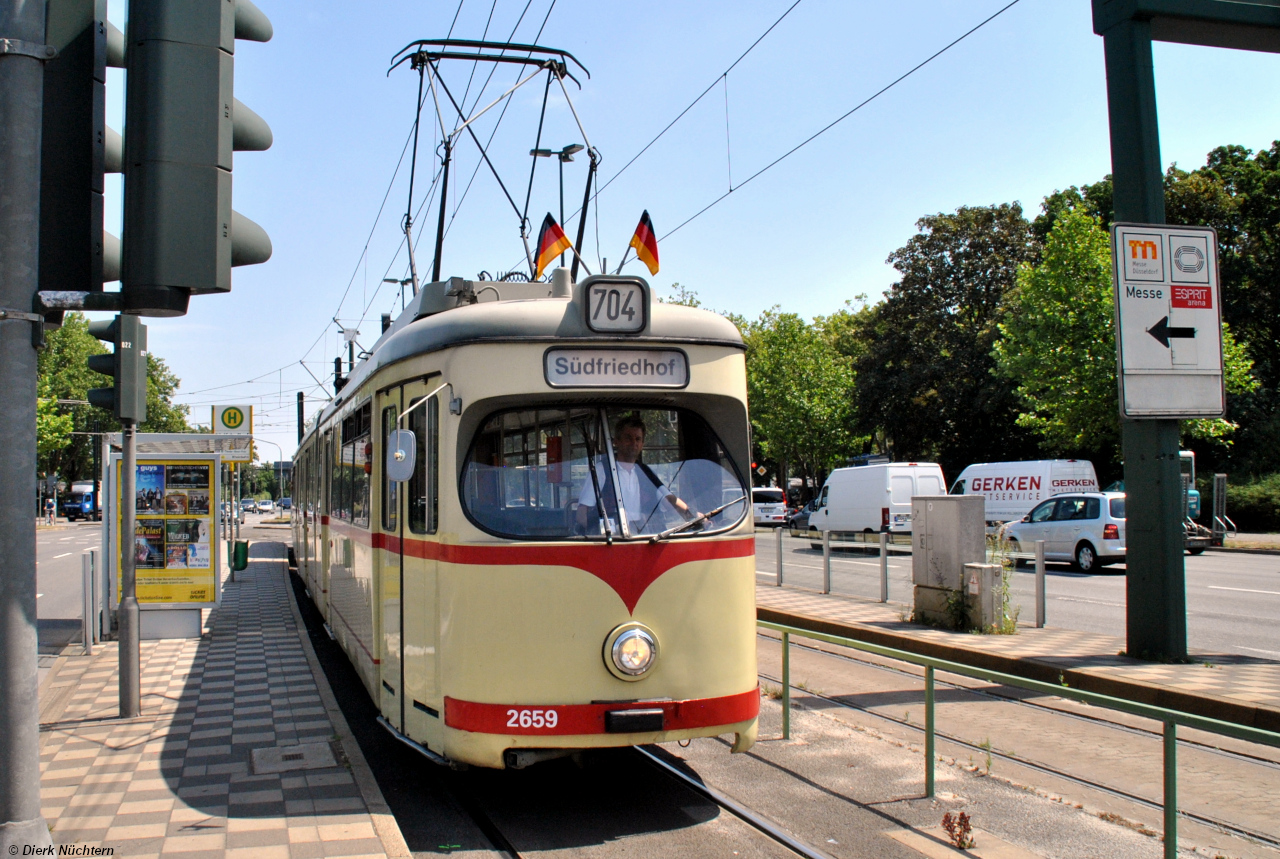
[757,648,1280,851]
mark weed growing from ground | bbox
[942,811,976,849]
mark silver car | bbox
[752,488,788,528]
[1004,492,1126,573]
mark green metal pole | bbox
[1164,721,1178,859]
[781,631,790,740]
[1099,14,1187,661]
[925,665,935,797]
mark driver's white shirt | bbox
[578,459,669,520]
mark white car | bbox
[1004,492,1126,573]
[256,499,274,514]
[752,488,788,528]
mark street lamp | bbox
[254,438,286,508]
[530,143,585,266]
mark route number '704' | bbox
[507,708,559,729]
[586,282,645,333]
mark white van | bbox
[809,462,946,534]
[949,460,1098,524]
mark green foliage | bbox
[1223,473,1280,532]
[37,312,193,481]
[852,204,1041,476]
[658,282,702,307]
[739,308,861,490]
[37,379,73,462]
[995,211,1256,459]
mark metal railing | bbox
[770,530,1050,625]
[762,619,1280,859]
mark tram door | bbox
[318,429,334,621]
[383,380,441,747]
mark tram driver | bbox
[576,414,701,536]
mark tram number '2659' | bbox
[507,708,559,729]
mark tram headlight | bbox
[604,623,659,680]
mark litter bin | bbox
[232,540,249,572]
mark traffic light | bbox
[121,0,274,317]
[39,0,126,302]
[87,314,148,423]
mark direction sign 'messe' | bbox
[1111,223,1225,419]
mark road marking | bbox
[1238,645,1280,657]
[52,552,72,559]
[1051,596,1124,607]
[1208,585,1280,596]
[36,594,42,599]
[58,537,72,542]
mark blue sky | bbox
[97,0,1280,460]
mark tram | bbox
[291,268,759,768]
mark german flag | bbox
[534,213,572,280]
[629,210,659,275]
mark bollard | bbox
[1164,721,1178,859]
[781,631,791,740]
[227,539,235,582]
[879,531,889,603]
[1035,540,1046,628]
[775,526,783,587]
[82,553,94,656]
[822,530,831,594]
[924,665,935,797]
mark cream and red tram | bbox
[291,271,759,768]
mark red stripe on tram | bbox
[444,688,759,736]
[321,517,753,613]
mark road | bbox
[34,523,1279,658]
[753,529,1280,658]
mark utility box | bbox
[964,563,1004,631]
[912,495,986,625]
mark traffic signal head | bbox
[39,0,126,300]
[87,314,148,423]
[121,0,274,317]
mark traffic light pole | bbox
[0,0,54,849]
[118,419,140,716]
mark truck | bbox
[61,480,99,522]
[948,460,1099,525]
[808,461,947,536]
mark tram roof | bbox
[306,274,744,438]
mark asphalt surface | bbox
[753,529,1280,658]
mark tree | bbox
[37,312,194,481]
[740,309,861,494]
[994,210,1256,461]
[853,204,1041,477]
[36,378,73,462]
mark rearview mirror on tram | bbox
[387,430,416,482]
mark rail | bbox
[761,618,1280,859]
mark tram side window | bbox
[333,402,372,527]
[381,406,398,531]
[408,396,438,534]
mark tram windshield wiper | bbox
[649,495,746,543]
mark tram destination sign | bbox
[1111,223,1225,418]
[544,348,688,388]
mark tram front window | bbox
[462,407,748,540]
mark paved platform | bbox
[37,542,407,858]
[756,583,1280,735]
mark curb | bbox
[1207,545,1280,556]
[279,544,411,859]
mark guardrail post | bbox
[822,530,831,594]
[775,526,783,587]
[81,553,94,656]
[781,631,791,740]
[1164,721,1178,859]
[880,532,889,603]
[1035,540,1046,628]
[924,665,935,798]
